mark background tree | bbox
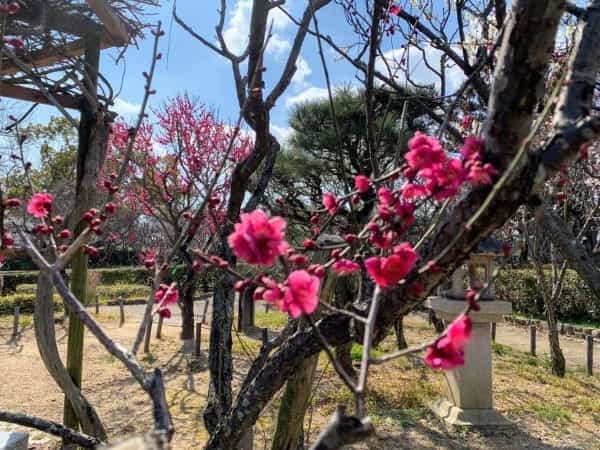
[268,86,436,217]
[105,95,252,350]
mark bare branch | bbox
[0,410,101,448]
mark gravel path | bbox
[97,300,600,370]
[406,313,600,371]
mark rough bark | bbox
[204,313,353,450]
[34,274,106,440]
[393,316,408,350]
[180,269,197,353]
[239,286,255,332]
[64,33,111,438]
[204,0,271,432]
[270,242,339,449]
[204,248,235,434]
[333,276,357,378]
[204,2,571,448]
[270,354,319,450]
[0,410,101,448]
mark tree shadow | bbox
[369,413,586,450]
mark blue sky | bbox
[11,0,476,145]
[16,0,579,144]
[13,0,369,143]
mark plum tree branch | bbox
[535,203,600,299]
[0,411,101,448]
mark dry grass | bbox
[1,313,600,449]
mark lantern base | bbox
[430,399,512,427]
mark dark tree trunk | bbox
[180,269,197,353]
[547,308,566,377]
[270,353,318,450]
[204,241,235,435]
[532,225,566,378]
[394,315,408,350]
[334,275,357,378]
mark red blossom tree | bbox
[103,95,253,347]
[1,2,600,450]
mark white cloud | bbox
[285,86,329,108]
[267,34,291,58]
[269,5,291,30]
[292,56,312,86]
[223,0,252,54]
[112,97,141,117]
[224,0,292,55]
[377,45,465,94]
[271,124,293,144]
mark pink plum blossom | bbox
[228,209,289,266]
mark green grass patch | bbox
[492,342,550,368]
[254,310,288,330]
[526,401,571,423]
[15,283,150,299]
[511,312,600,330]
[350,343,385,361]
[0,283,150,315]
[372,407,425,427]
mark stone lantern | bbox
[426,237,512,426]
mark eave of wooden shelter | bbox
[0,81,81,109]
[85,0,133,44]
[10,0,132,44]
[0,0,133,106]
[0,38,113,76]
[12,7,107,40]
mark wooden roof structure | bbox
[0,0,157,111]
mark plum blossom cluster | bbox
[401,133,497,201]
[226,209,322,319]
[19,192,119,257]
[424,314,472,369]
[313,133,497,293]
[153,283,179,318]
[218,204,467,370]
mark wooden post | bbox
[201,298,209,324]
[195,322,202,358]
[239,287,255,333]
[119,296,125,327]
[156,315,163,339]
[239,430,254,450]
[587,335,594,376]
[265,302,270,313]
[95,294,99,315]
[491,322,496,342]
[262,327,269,346]
[237,292,244,332]
[11,306,19,338]
[63,33,101,434]
[529,325,536,356]
[143,317,153,354]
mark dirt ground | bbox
[1,311,599,449]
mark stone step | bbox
[0,432,28,450]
